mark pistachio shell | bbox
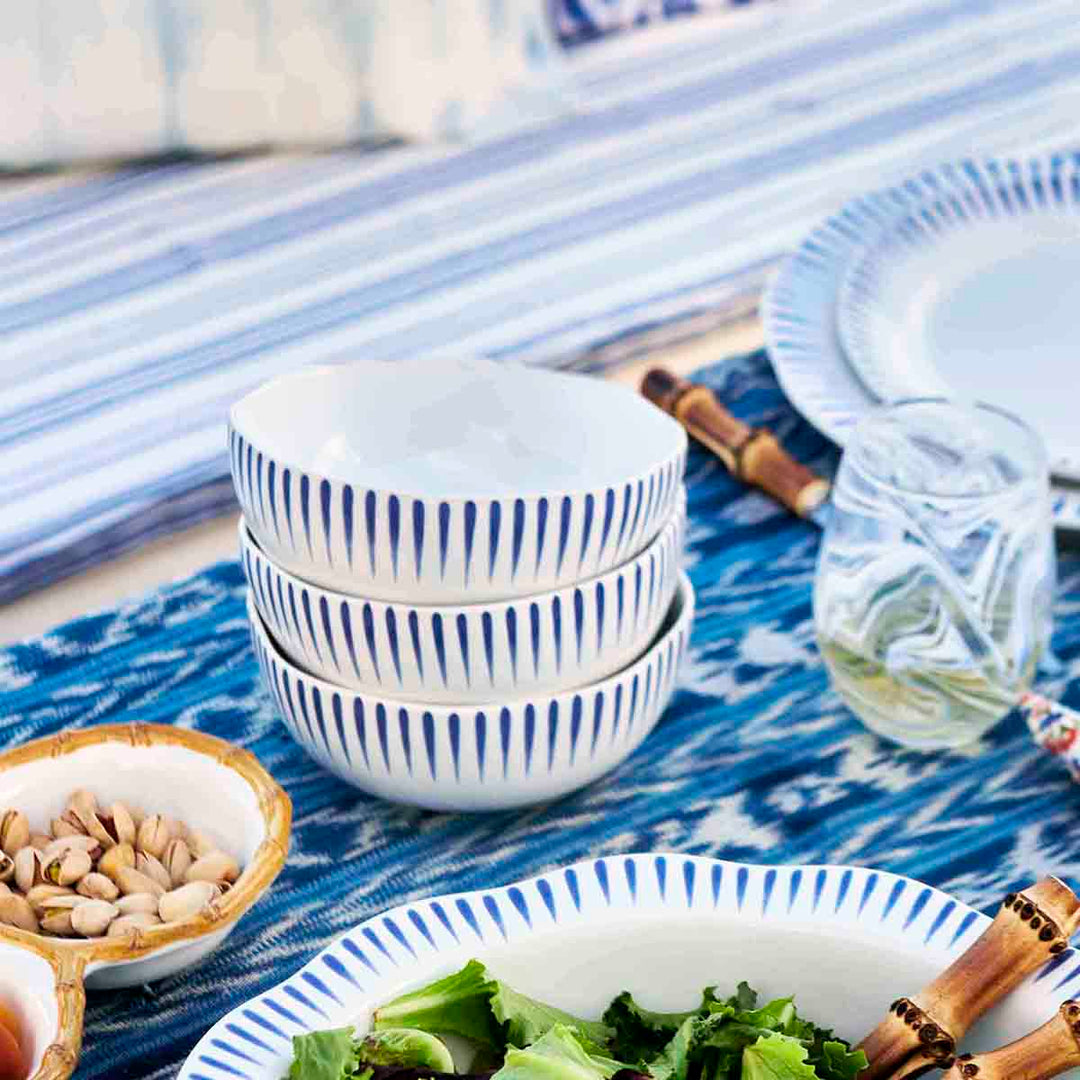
[116,867,165,899]
[109,803,137,847]
[136,852,172,892]
[67,789,98,825]
[163,817,189,843]
[50,810,87,839]
[107,912,161,938]
[14,848,43,893]
[45,850,92,887]
[0,854,13,884]
[0,884,10,898]
[158,881,220,924]
[163,839,192,888]
[29,833,52,852]
[0,811,29,857]
[71,899,118,938]
[25,885,75,912]
[98,842,135,883]
[115,893,160,916]
[0,894,38,933]
[136,815,170,860]
[187,829,219,859]
[42,835,101,863]
[185,851,240,886]
[40,910,76,937]
[77,873,120,902]
[38,895,87,911]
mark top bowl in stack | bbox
[232,358,691,810]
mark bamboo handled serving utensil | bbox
[943,999,1080,1080]
[640,367,1080,783]
[857,878,1080,1080]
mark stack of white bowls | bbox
[229,359,694,811]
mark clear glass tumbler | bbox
[813,399,1055,749]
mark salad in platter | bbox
[287,960,867,1080]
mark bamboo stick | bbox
[858,878,1080,1080]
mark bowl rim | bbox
[177,853,1080,1080]
[227,361,688,504]
[0,724,292,968]
[248,571,695,716]
[237,493,686,615]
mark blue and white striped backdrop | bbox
[5,0,1080,604]
[4,352,1080,1080]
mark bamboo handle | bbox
[858,878,1080,1080]
[943,1001,1080,1080]
[640,369,829,519]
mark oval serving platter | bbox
[179,854,1080,1080]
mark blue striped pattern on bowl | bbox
[229,422,686,605]
[178,854,1080,1080]
[247,573,693,811]
[239,494,684,704]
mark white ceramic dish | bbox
[229,358,687,604]
[239,494,684,705]
[761,155,1080,532]
[837,161,1080,480]
[248,574,694,811]
[178,854,1080,1080]
[0,725,291,1080]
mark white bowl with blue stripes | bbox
[247,573,694,811]
[177,853,1080,1080]
[228,359,687,604]
[239,493,684,705]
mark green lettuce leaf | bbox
[493,981,612,1052]
[356,1028,456,1072]
[373,960,503,1048]
[741,1035,819,1080]
[644,1017,697,1080]
[493,1025,625,1080]
[289,1027,358,1080]
[602,992,699,1063]
[806,1041,868,1080]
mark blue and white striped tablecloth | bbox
[5,0,1080,604]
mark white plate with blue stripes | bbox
[837,160,1080,483]
[176,854,1080,1080]
[762,156,1080,532]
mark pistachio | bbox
[0,884,9,898]
[109,803,137,847]
[162,839,192,888]
[25,885,75,912]
[67,789,98,826]
[136,815,170,860]
[29,833,52,852]
[50,810,87,839]
[44,850,92,887]
[185,851,239,886]
[42,835,102,863]
[13,848,43,893]
[158,881,220,924]
[107,912,161,938]
[0,811,30,857]
[163,817,189,843]
[136,852,172,892]
[187,828,220,859]
[40,909,76,937]
[77,873,119,902]
[0,893,38,933]
[97,842,135,883]
[115,893,160,916]
[71,899,118,938]
[115,867,165,899]
[38,895,87,911]
[0,854,13,884]
[126,805,146,829]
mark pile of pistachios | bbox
[0,789,241,939]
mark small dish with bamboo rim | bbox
[0,723,291,1080]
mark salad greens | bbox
[287,961,867,1080]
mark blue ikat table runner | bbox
[2,352,1080,1080]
